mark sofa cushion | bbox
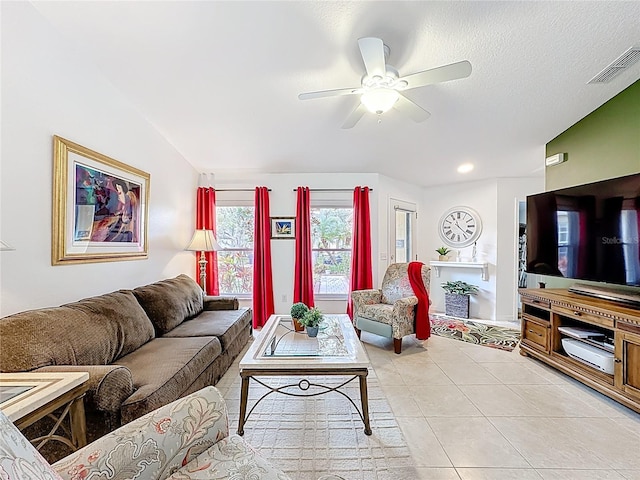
[0,291,154,371]
[114,337,222,424]
[133,274,204,335]
[162,308,252,350]
[64,291,156,359]
[357,303,394,325]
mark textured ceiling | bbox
[32,1,640,187]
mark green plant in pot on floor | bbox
[441,281,479,319]
[290,302,308,332]
[299,307,323,337]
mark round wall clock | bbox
[438,206,482,248]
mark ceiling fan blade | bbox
[358,37,386,78]
[400,60,472,90]
[393,94,431,122]
[298,87,361,101]
[341,103,367,129]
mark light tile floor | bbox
[219,330,640,480]
[365,332,640,480]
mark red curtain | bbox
[253,187,274,328]
[347,186,373,318]
[408,261,431,340]
[294,187,314,307]
[196,187,219,296]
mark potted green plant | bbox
[436,246,452,261]
[441,281,479,318]
[299,307,323,337]
[290,302,308,332]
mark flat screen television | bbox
[526,172,640,287]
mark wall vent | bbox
[588,46,640,84]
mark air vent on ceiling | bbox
[588,46,640,84]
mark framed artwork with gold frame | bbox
[52,135,150,265]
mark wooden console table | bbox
[519,288,640,413]
[0,372,89,452]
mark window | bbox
[216,206,254,296]
[311,207,353,297]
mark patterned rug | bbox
[221,375,418,480]
[430,314,521,351]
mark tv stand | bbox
[569,284,640,308]
[519,288,640,413]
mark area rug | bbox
[221,375,419,480]
[430,314,520,351]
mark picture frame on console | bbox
[271,217,295,239]
[52,135,150,265]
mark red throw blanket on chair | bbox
[408,261,430,340]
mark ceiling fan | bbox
[298,37,472,129]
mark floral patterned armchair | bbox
[351,263,430,354]
[0,386,321,480]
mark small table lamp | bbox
[186,229,220,295]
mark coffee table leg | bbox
[69,395,87,448]
[359,373,372,435]
[237,375,250,436]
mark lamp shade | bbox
[186,229,220,252]
[360,88,399,114]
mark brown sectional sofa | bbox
[0,274,252,452]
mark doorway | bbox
[516,200,527,317]
[389,198,417,263]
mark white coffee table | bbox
[238,314,371,435]
[0,372,89,451]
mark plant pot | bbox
[438,255,449,261]
[306,326,319,337]
[292,318,305,332]
[444,293,470,318]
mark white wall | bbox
[0,2,197,316]
[422,180,498,319]
[421,176,543,321]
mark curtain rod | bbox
[214,188,271,192]
[291,188,373,192]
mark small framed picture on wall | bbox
[271,217,295,239]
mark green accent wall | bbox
[545,80,640,190]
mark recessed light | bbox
[457,163,474,174]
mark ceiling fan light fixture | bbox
[360,88,399,114]
[457,163,474,174]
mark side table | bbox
[0,372,89,452]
